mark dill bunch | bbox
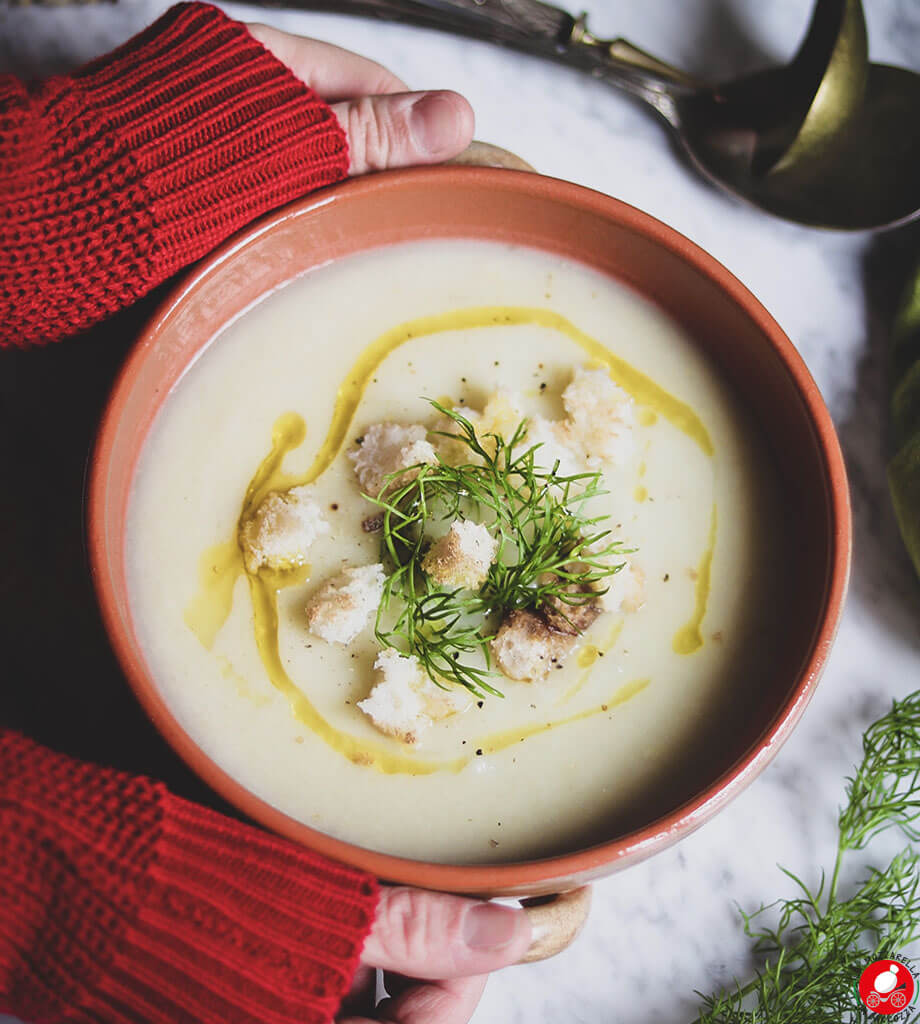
[368,402,629,698]
[695,689,920,1024]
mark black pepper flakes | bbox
[476,748,483,756]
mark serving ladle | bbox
[283,0,920,230]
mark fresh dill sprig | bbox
[839,694,920,852]
[367,401,629,697]
[694,689,920,1024]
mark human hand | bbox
[247,25,475,175]
[337,886,531,1024]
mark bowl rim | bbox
[88,166,851,893]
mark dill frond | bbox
[695,689,920,1024]
[367,401,630,697]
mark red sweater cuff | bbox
[0,730,378,1024]
[1,2,349,348]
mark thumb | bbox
[361,886,531,978]
[331,91,474,176]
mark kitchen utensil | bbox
[279,0,919,229]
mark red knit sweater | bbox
[1,2,348,347]
[1,5,380,1021]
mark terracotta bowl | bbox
[88,168,850,902]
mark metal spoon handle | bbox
[272,0,704,99]
[285,0,574,49]
[399,0,575,45]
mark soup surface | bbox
[127,239,785,863]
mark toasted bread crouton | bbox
[422,519,497,590]
[240,485,329,574]
[348,423,437,497]
[524,416,583,477]
[357,648,471,744]
[490,610,576,682]
[476,391,525,450]
[540,566,603,635]
[561,368,636,467]
[431,413,477,466]
[435,392,525,464]
[598,561,646,614]
[305,563,386,645]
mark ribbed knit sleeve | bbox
[0,730,378,1024]
[0,2,349,349]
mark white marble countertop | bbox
[3,1,920,1021]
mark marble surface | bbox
[2,1,920,1021]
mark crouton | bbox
[305,563,386,645]
[240,485,329,574]
[524,416,583,477]
[598,562,646,614]
[490,610,576,682]
[539,566,603,635]
[357,648,471,744]
[561,368,636,467]
[435,392,525,464]
[476,391,525,449]
[422,519,497,590]
[348,423,437,497]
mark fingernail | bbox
[409,92,460,156]
[464,903,521,951]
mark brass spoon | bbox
[662,2,920,229]
[290,0,920,230]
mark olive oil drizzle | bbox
[241,411,307,519]
[185,305,716,775]
[673,503,718,655]
[558,618,626,706]
[248,574,466,774]
[183,540,242,650]
[216,654,271,708]
[480,678,651,755]
[184,413,309,651]
[296,307,713,486]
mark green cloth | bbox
[889,260,920,580]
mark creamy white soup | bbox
[126,239,785,863]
